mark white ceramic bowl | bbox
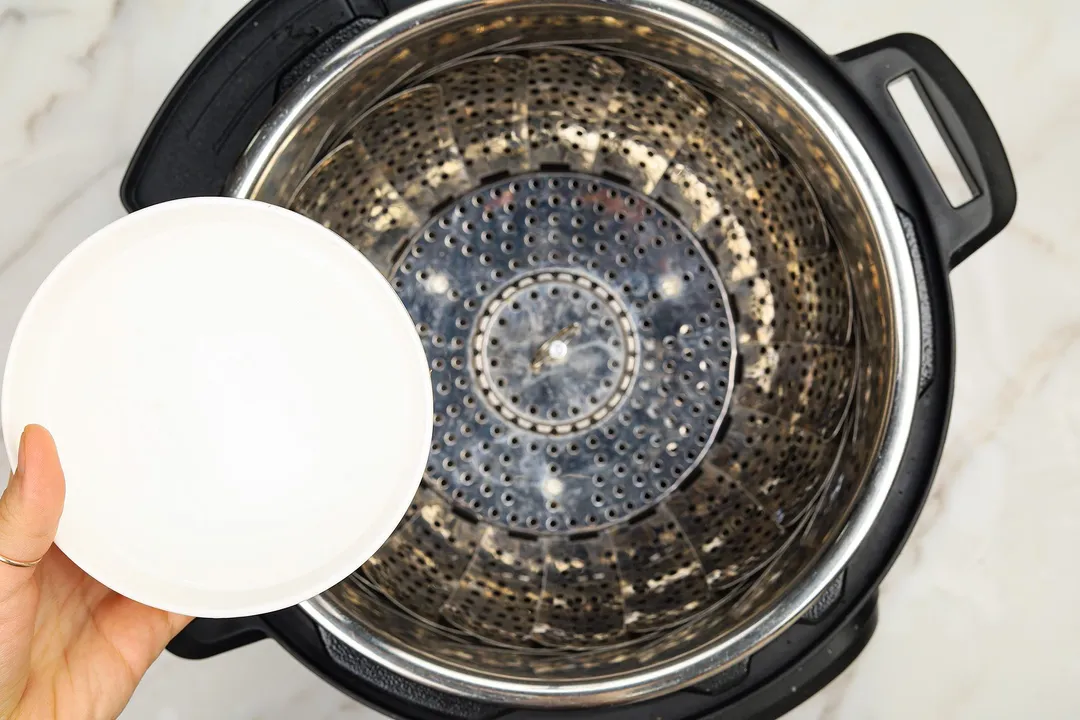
[2,197,432,617]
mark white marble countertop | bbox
[0,0,1074,717]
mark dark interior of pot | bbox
[231,0,900,700]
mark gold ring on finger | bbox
[0,551,43,568]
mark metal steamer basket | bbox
[122,0,1015,716]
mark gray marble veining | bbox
[0,0,1073,718]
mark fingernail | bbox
[16,426,28,474]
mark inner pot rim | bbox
[227,0,922,707]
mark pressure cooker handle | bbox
[837,33,1016,269]
[120,0,383,212]
[166,616,268,660]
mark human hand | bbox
[0,425,191,719]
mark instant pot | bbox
[121,0,1016,717]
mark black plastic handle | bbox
[120,0,384,213]
[167,616,267,660]
[837,33,1016,269]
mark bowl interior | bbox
[230,0,907,705]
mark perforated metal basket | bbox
[227,0,923,708]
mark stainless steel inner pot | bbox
[227,0,920,707]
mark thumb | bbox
[0,426,64,588]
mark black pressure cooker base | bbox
[129,0,1003,711]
